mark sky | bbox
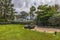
[12,0,60,13]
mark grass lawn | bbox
[0,24,60,40]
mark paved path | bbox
[32,26,60,33]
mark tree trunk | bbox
[4,10,7,22]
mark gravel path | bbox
[32,26,60,33]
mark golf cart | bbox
[24,23,35,29]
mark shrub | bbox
[48,14,60,26]
[0,19,5,22]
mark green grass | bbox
[0,24,60,40]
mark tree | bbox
[20,11,28,19]
[35,4,58,26]
[30,6,36,20]
[0,0,15,22]
[48,13,60,26]
[29,6,36,24]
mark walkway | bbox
[32,26,60,33]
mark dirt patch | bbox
[32,26,60,33]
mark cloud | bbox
[12,0,60,12]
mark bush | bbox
[0,19,5,22]
[48,14,60,26]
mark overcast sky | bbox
[12,0,60,12]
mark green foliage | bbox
[48,13,60,26]
[30,6,36,12]
[35,4,58,26]
[30,6,36,21]
[0,0,15,22]
[20,11,28,19]
[0,19,5,22]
